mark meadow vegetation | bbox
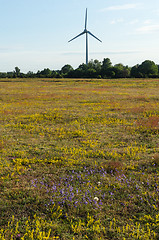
[0,78,159,239]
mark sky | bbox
[0,0,159,73]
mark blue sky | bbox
[0,0,159,72]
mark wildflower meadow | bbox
[0,78,159,239]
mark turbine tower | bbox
[68,8,102,65]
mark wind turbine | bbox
[68,8,102,65]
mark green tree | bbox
[14,67,20,77]
[102,58,112,69]
[78,63,88,71]
[88,59,101,72]
[26,71,35,78]
[113,64,130,78]
[75,63,88,78]
[130,64,140,78]
[101,58,113,78]
[138,60,158,77]
[39,68,52,78]
[0,72,7,78]
[61,64,73,75]
[87,68,96,78]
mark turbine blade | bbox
[87,31,102,42]
[85,8,87,29]
[68,31,85,42]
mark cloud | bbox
[143,19,152,24]
[0,45,25,53]
[62,51,83,55]
[101,4,139,11]
[136,24,159,34]
[110,19,124,25]
[91,51,141,55]
[129,19,139,25]
[0,47,10,53]
[63,50,141,56]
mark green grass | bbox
[0,78,159,239]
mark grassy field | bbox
[0,78,159,240]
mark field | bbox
[0,78,159,240]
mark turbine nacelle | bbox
[68,8,102,65]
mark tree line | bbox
[0,58,159,79]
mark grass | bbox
[0,78,159,239]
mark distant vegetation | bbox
[0,58,159,79]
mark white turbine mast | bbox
[68,8,102,65]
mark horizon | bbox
[1,57,159,74]
[1,0,159,73]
